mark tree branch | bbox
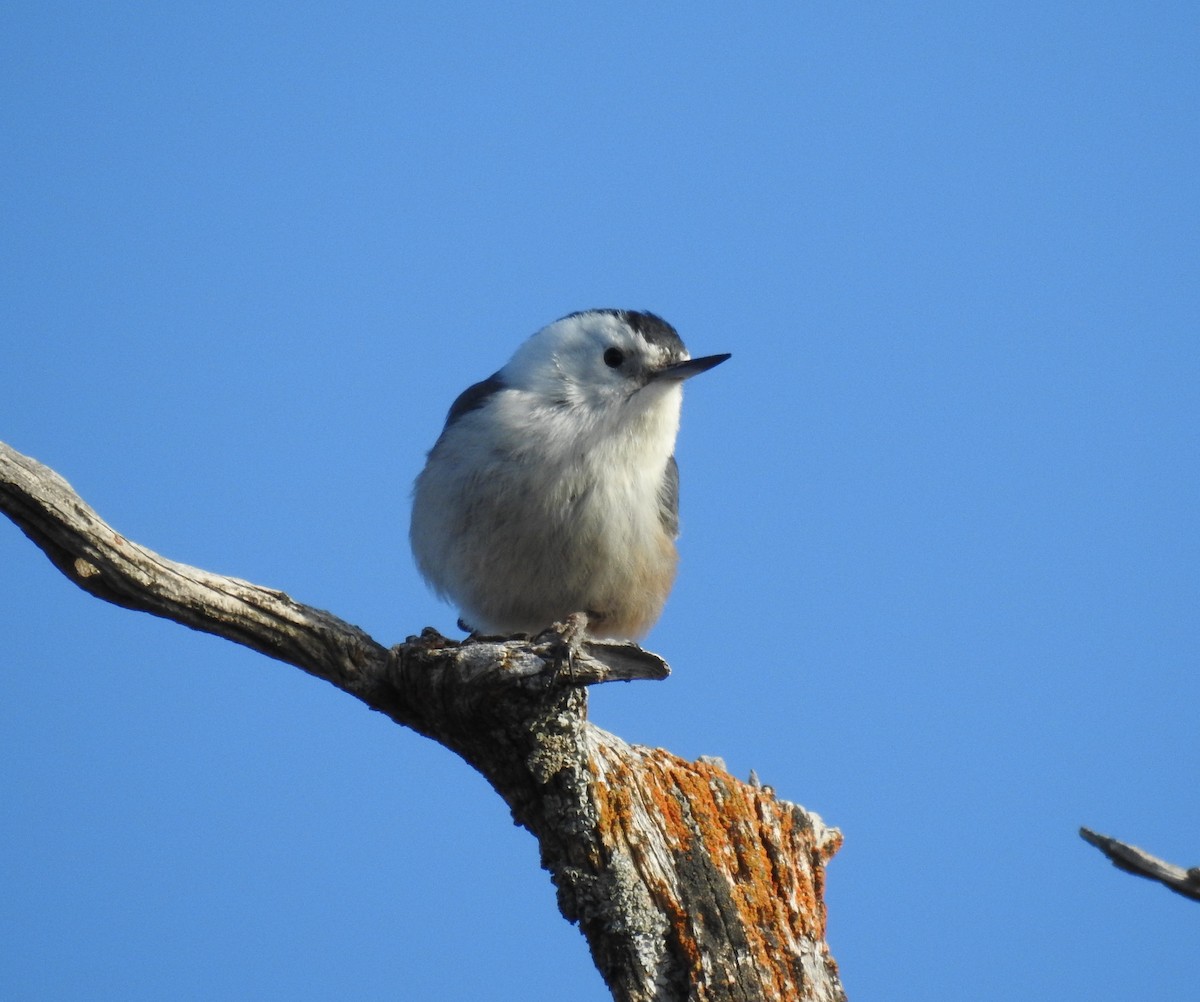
[1079,827,1200,903]
[1,439,844,1002]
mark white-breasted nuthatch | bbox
[410,309,730,640]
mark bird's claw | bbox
[533,612,591,687]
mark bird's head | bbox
[503,309,729,422]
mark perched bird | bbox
[410,309,729,640]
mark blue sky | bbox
[2,4,1197,999]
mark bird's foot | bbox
[533,612,591,687]
[459,617,532,645]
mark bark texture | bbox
[1,439,845,1002]
[1080,828,1200,903]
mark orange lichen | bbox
[586,739,840,997]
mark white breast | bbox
[410,382,684,638]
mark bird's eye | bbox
[603,347,625,368]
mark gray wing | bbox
[443,371,506,430]
[657,455,680,537]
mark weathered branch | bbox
[1,439,844,1002]
[1080,827,1200,903]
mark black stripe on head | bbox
[563,309,686,361]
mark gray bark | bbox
[1080,827,1200,903]
[0,439,845,1002]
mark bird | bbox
[410,308,730,641]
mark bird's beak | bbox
[651,353,732,382]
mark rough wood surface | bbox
[1,439,845,1002]
[1080,827,1200,903]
